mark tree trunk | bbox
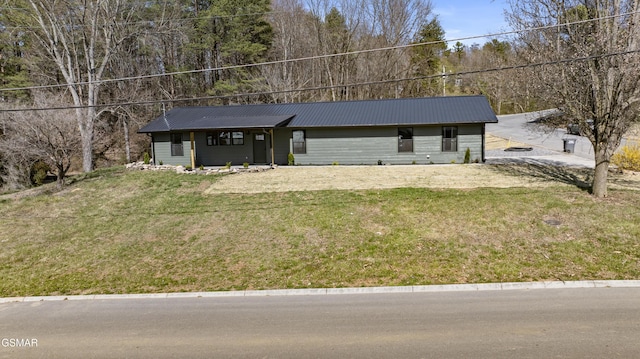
[81,129,93,172]
[78,107,95,173]
[592,146,610,198]
[123,117,131,163]
[56,163,65,189]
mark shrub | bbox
[159,160,163,165]
[287,153,295,166]
[612,144,640,171]
[225,161,232,169]
[243,162,249,169]
[464,148,471,164]
[30,160,51,186]
[332,161,339,166]
[143,152,150,165]
[199,165,204,171]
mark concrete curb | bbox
[2,280,640,304]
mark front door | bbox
[253,133,267,163]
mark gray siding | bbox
[152,125,485,166]
[457,125,484,163]
[274,128,293,164]
[152,133,190,166]
[153,131,274,166]
[285,125,485,165]
[194,132,253,166]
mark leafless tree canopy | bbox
[507,0,640,197]
[0,94,81,189]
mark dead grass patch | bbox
[206,164,577,194]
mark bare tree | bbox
[266,0,436,102]
[0,95,81,189]
[263,0,317,103]
[369,0,432,45]
[359,0,433,98]
[15,0,142,173]
[467,40,514,114]
[507,0,640,197]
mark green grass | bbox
[0,167,639,297]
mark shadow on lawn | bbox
[488,159,640,191]
[487,159,593,191]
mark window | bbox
[214,131,243,146]
[442,126,458,152]
[206,133,216,146]
[232,131,244,145]
[170,133,183,156]
[215,131,229,146]
[398,127,413,152]
[292,130,306,154]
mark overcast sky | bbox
[433,0,510,47]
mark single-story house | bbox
[138,96,498,167]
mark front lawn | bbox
[0,167,638,297]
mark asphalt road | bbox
[2,288,640,358]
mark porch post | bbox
[189,131,196,169]
[481,125,486,163]
[150,134,156,165]
[270,129,275,167]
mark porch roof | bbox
[138,108,295,133]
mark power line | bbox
[2,48,637,113]
[0,11,640,98]
[0,9,637,94]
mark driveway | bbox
[486,111,596,168]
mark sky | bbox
[432,0,510,47]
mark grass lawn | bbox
[0,167,639,297]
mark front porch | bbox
[191,129,275,167]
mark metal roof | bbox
[138,96,498,133]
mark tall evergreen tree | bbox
[188,0,273,100]
[410,17,447,96]
[0,9,31,101]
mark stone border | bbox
[125,162,274,175]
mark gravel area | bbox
[205,164,581,194]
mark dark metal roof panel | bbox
[138,107,295,133]
[284,96,498,127]
[138,96,498,133]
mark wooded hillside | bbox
[0,0,638,197]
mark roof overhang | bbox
[181,115,295,131]
[138,114,295,133]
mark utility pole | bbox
[442,65,446,96]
